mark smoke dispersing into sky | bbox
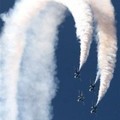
[0,0,117,120]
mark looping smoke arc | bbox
[0,0,117,120]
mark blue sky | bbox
[0,0,120,120]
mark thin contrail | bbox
[94,71,100,85]
[55,0,93,71]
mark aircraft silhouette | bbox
[90,105,97,114]
[77,91,85,103]
[89,80,95,92]
[74,68,80,79]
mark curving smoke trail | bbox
[0,0,95,119]
[89,0,117,105]
[0,0,66,120]
[57,0,117,106]
[54,0,93,71]
[17,2,66,120]
[94,71,100,85]
[0,0,117,119]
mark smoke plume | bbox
[0,0,117,119]
[0,0,66,120]
[89,0,117,105]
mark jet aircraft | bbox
[89,81,95,92]
[77,91,85,103]
[90,105,97,114]
[74,68,80,79]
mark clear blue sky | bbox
[0,0,120,120]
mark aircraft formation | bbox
[74,68,97,114]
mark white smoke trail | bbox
[0,0,65,120]
[17,2,66,120]
[0,1,117,120]
[90,0,117,105]
[55,0,93,71]
[0,0,94,119]
[75,1,93,70]
[94,71,100,85]
[0,1,48,120]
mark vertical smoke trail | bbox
[0,0,58,120]
[17,2,66,120]
[75,1,93,70]
[0,0,63,120]
[0,1,116,119]
[94,71,100,84]
[54,0,93,71]
[90,0,117,105]
[0,25,25,120]
[0,0,94,119]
